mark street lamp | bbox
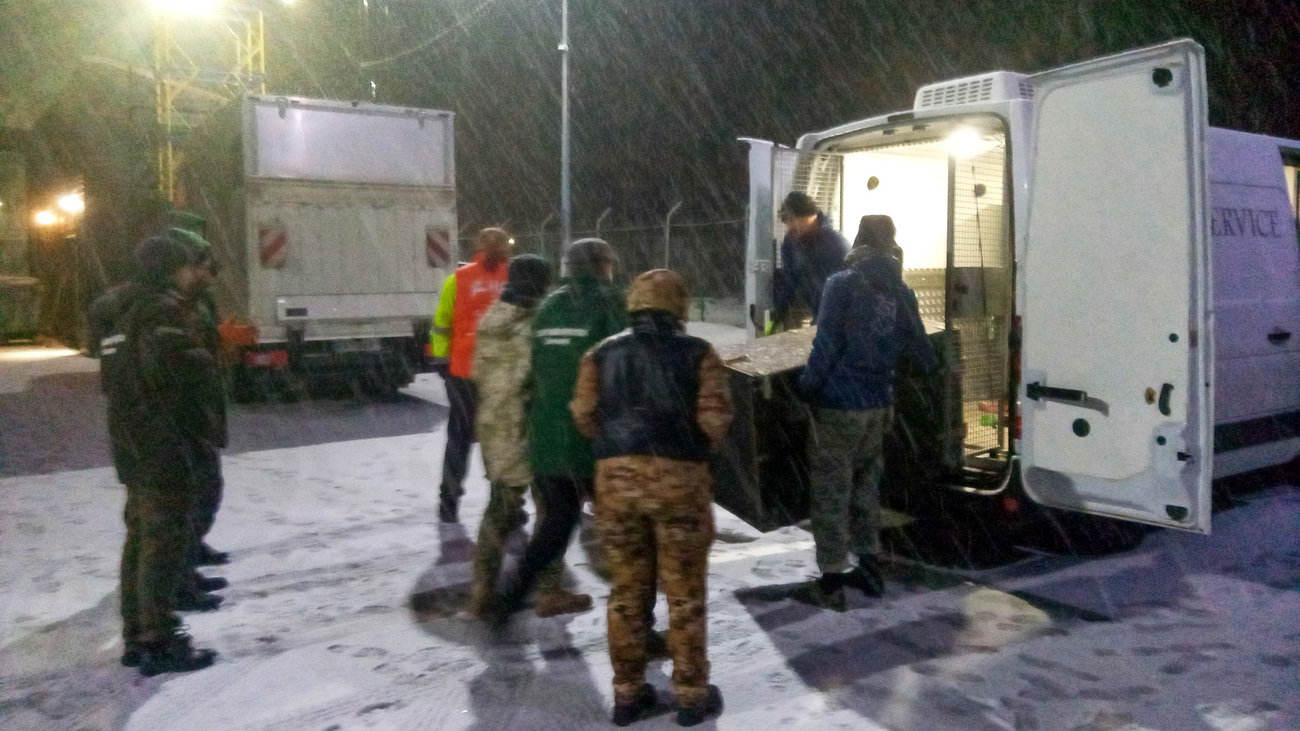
[558,0,571,273]
[150,0,218,15]
[34,210,58,227]
[57,192,85,215]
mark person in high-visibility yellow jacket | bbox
[429,274,456,361]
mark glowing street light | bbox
[150,0,219,15]
[57,192,85,215]
[34,210,58,226]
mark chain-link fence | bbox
[461,217,747,303]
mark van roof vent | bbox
[914,71,1033,111]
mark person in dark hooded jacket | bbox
[799,245,937,606]
[853,214,904,272]
[99,231,224,676]
[772,191,848,329]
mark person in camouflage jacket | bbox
[470,255,593,619]
[483,240,625,618]
[99,232,224,676]
[571,269,734,727]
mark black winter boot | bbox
[190,572,229,592]
[814,572,847,612]
[121,641,144,667]
[194,543,230,566]
[847,555,885,598]
[645,628,670,660]
[138,631,217,677]
[438,483,460,523]
[612,683,660,726]
[174,591,223,612]
[676,685,723,726]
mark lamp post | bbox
[663,200,682,269]
[559,0,571,274]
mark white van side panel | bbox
[1206,127,1300,477]
[1207,128,1300,424]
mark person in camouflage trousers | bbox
[800,228,937,605]
[167,225,233,572]
[97,231,224,676]
[571,269,734,727]
[92,228,230,612]
[469,255,593,619]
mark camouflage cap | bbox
[627,269,688,320]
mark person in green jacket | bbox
[487,238,626,614]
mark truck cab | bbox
[730,39,1298,535]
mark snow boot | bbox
[138,631,217,677]
[174,591,223,612]
[814,573,847,612]
[194,543,230,566]
[612,683,659,727]
[645,629,670,660]
[676,684,723,727]
[847,555,884,598]
[439,492,460,523]
[190,572,229,593]
[121,641,144,667]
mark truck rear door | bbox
[1019,39,1214,532]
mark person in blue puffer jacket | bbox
[799,237,937,606]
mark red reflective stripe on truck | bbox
[426,229,451,268]
[259,226,287,268]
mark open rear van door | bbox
[1019,40,1213,532]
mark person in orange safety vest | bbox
[430,227,511,522]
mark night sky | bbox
[3,0,1298,291]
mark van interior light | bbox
[946,127,992,158]
[34,210,58,226]
[57,192,85,215]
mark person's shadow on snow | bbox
[408,520,615,728]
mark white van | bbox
[736,39,1298,534]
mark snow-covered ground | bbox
[1,346,1297,730]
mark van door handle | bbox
[1026,382,1088,403]
[1158,383,1174,416]
[1267,330,1291,344]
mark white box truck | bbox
[177,94,457,398]
[732,39,1298,535]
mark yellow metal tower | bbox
[153,5,266,202]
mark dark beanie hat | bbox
[778,191,818,220]
[134,233,200,289]
[564,237,616,275]
[499,254,552,308]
